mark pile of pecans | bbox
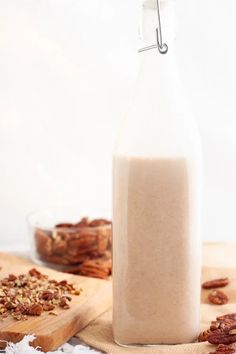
[200,277,236,353]
[199,313,236,353]
[35,217,112,279]
[0,268,81,321]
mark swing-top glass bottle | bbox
[112,0,202,346]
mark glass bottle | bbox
[112,0,202,346]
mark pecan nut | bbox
[29,268,44,278]
[217,314,236,322]
[202,278,230,290]
[35,228,52,256]
[27,304,43,316]
[43,302,55,311]
[208,326,236,345]
[209,343,236,354]
[89,219,111,227]
[198,329,212,342]
[5,302,16,310]
[68,255,112,280]
[208,290,229,305]
[211,321,222,331]
[52,237,67,255]
[41,290,54,301]
[8,274,17,281]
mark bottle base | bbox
[114,339,186,348]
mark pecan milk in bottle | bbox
[112,0,202,346]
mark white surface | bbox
[3,334,100,353]
[0,0,236,249]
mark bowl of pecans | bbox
[27,208,112,279]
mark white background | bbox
[0,0,236,250]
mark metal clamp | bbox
[139,0,168,54]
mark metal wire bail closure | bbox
[139,0,168,54]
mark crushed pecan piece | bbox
[208,290,229,305]
[202,278,229,290]
[43,302,55,311]
[49,311,58,316]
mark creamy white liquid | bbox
[112,155,201,345]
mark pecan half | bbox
[15,304,27,314]
[27,304,43,316]
[41,290,54,301]
[209,343,236,354]
[208,290,229,305]
[68,255,112,279]
[211,321,222,331]
[89,219,111,227]
[202,278,229,290]
[217,314,236,322]
[198,329,212,342]
[59,297,70,309]
[35,228,52,256]
[8,274,17,281]
[52,237,67,255]
[29,268,43,278]
[5,302,16,310]
[55,223,75,228]
[208,327,236,345]
[75,217,90,228]
[214,315,236,330]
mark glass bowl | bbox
[27,208,112,271]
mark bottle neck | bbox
[137,0,179,93]
[113,1,200,158]
[139,0,176,58]
[123,0,186,142]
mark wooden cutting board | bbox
[0,252,112,351]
